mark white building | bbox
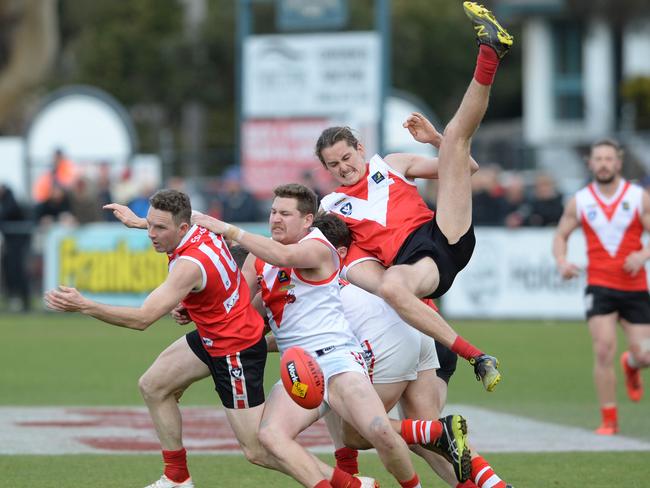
[497,0,650,193]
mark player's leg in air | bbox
[428,1,513,390]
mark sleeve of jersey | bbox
[341,242,382,280]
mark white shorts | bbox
[417,335,440,372]
[360,326,439,384]
[315,343,368,404]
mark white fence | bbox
[442,228,590,320]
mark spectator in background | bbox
[301,169,325,204]
[112,167,139,206]
[96,162,117,221]
[34,183,76,227]
[471,164,507,226]
[32,148,79,203]
[0,183,31,312]
[69,177,102,224]
[528,173,563,226]
[218,168,260,222]
[502,173,530,228]
[128,183,155,218]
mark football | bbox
[280,346,325,409]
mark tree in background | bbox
[0,0,523,176]
[0,0,59,132]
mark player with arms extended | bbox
[45,190,366,488]
[317,2,513,391]
[553,139,650,435]
[44,190,271,487]
[193,183,477,487]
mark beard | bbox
[595,172,616,184]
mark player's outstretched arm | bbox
[192,211,332,269]
[552,196,582,280]
[385,112,479,179]
[44,260,202,330]
[103,203,147,229]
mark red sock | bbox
[314,481,333,488]
[162,448,190,483]
[471,455,507,488]
[400,419,443,445]
[399,473,421,488]
[334,447,359,475]
[601,405,618,426]
[330,467,360,488]
[473,44,500,85]
[451,336,484,361]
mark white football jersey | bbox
[254,228,358,354]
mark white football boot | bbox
[144,474,195,488]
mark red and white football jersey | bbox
[320,154,434,267]
[575,179,647,291]
[254,228,358,355]
[169,225,264,357]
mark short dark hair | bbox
[149,189,192,225]
[273,183,318,216]
[315,127,360,165]
[591,138,623,158]
[229,245,249,268]
[312,212,352,249]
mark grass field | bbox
[1,313,649,487]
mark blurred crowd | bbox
[421,163,565,229]
[0,149,593,313]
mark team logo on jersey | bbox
[587,210,597,221]
[277,270,290,283]
[622,201,630,211]
[340,202,353,216]
[202,337,213,347]
[280,284,295,292]
[371,171,385,184]
[230,367,242,379]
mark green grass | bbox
[2,452,649,488]
[1,313,649,487]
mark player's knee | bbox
[593,342,615,365]
[257,423,284,455]
[364,417,401,452]
[378,279,408,309]
[241,442,273,468]
[138,372,166,402]
[442,121,470,144]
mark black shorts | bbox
[434,341,458,384]
[394,217,476,299]
[585,285,650,324]
[186,330,267,409]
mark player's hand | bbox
[403,112,442,148]
[192,211,229,235]
[623,251,647,276]
[44,286,87,312]
[103,203,147,229]
[171,304,192,325]
[557,261,581,280]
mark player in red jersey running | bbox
[553,139,650,435]
[316,2,513,391]
[44,190,357,488]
